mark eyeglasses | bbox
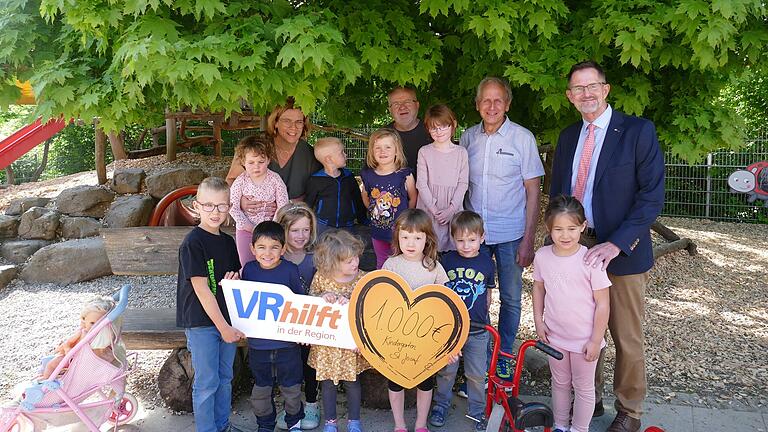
[429,125,452,133]
[569,82,606,95]
[278,118,305,129]
[389,99,416,109]
[196,202,230,213]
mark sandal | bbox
[415,428,430,432]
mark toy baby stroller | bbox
[0,285,138,432]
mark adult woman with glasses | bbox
[226,98,322,215]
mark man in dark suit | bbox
[550,61,665,432]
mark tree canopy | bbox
[1,0,766,162]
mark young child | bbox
[230,134,290,266]
[382,209,449,432]
[430,211,495,431]
[241,221,306,432]
[274,202,320,430]
[415,105,468,252]
[305,137,367,234]
[41,296,126,380]
[177,177,244,432]
[308,230,372,432]
[532,195,611,432]
[360,128,418,269]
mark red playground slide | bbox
[0,118,67,170]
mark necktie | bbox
[573,123,596,202]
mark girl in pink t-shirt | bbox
[532,195,611,432]
[229,135,289,266]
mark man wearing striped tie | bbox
[549,61,665,432]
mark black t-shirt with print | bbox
[177,227,241,328]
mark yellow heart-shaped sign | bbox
[348,270,470,389]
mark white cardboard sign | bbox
[221,279,356,349]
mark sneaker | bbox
[347,420,363,432]
[429,406,446,428]
[457,382,468,398]
[323,420,338,432]
[303,402,320,429]
[495,358,513,381]
[473,417,487,432]
[277,403,320,430]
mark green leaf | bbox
[195,63,221,85]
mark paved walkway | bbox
[98,395,768,432]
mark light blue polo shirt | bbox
[460,117,545,244]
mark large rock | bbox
[0,215,20,238]
[0,265,17,290]
[145,167,207,199]
[21,238,112,283]
[17,207,60,240]
[55,185,115,217]
[5,197,51,216]
[0,240,51,263]
[103,195,154,228]
[111,168,146,194]
[60,216,102,239]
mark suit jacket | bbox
[550,110,665,276]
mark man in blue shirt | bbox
[460,77,545,378]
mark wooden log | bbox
[653,238,698,259]
[651,221,680,241]
[158,348,194,412]
[122,308,186,349]
[101,227,234,275]
[166,117,177,162]
[128,146,167,159]
[95,122,107,185]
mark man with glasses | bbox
[460,77,545,380]
[387,86,432,176]
[550,61,664,432]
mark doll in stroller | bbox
[0,285,137,432]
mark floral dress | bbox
[307,272,371,383]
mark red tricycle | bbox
[472,323,563,432]
[473,323,666,432]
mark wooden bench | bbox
[122,308,246,350]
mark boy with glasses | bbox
[177,177,244,432]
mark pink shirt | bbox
[229,170,289,231]
[532,245,611,353]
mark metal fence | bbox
[662,130,768,223]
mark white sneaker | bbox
[276,403,320,430]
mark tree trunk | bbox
[107,130,128,160]
[95,124,107,185]
[4,166,14,186]
[30,139,51,182]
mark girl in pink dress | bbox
[229,135,290,266]
[532,195,611,432]
[415,105,468,252]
